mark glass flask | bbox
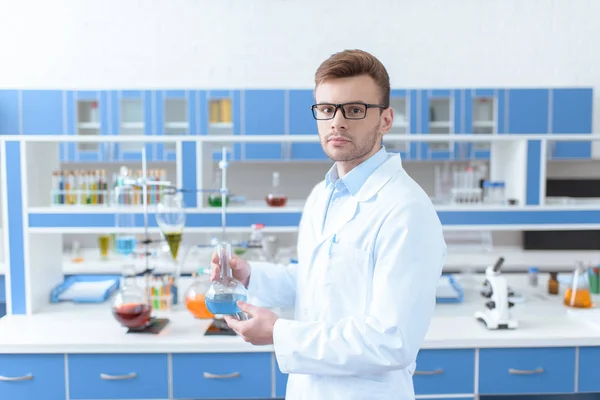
[208,170,229,207]
[564,262,593,308]
[112,269,152,329]
[205,242,248,315]
[156,191,186,261]
[265,171,288,207]
[184,268,214,319]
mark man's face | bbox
[314,74,393,163]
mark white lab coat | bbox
[248,153,446,400]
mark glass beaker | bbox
[98,234,111,260]
[184,269,214,319]
[205,242,248,315]
[265,171,287,207]
[564,262,593,308]
[112,269,152,329]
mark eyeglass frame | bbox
[310,101,388,120]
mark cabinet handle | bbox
[100,373,137,380]
[508,368,544,375]
[414,369,444,375]
[203,372,241,379]
[0,374,33,381]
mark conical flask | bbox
[205,242,248,315]
[156,192,186,261]
[564,262,593,308]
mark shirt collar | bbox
[324,145,389,196]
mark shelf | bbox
[429,121,452,128]
[78,122,101,129]
[121,122,145,130]
[164,122,189,130]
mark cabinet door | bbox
[479,347,575,395]
[507,89,549,134]
[274,356,288,398]
[0,354,65,400]
[68,353,168,399]
[66,90,111,162]
[289,89,326,161]
[204,90,242,161]
[155,90,193,161]
[244,89,285,161]
[385,89,411,160]
[21,90,63,135]
[172,352,272,399]
[462,89,505,160]
[420,89,460,160]
[550,88,593,159]
[0,90,20,135]
[577,346,600,392]
[111,90,154,162]
[413,349,475,395]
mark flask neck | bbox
[217,243,233,279]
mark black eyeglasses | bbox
[311,102,388,120]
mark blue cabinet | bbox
[0,90,19,135]
[479,347,575,395]
[111,90,154,162]
[154,90,198,161]
[64,90,111,162]
[68,353,169,399]
[413,349,475,395]
[204,90,242,161]
[289,89,325,160]
[275,359,288,398]
[21,90,64,135]
[420,89,462,160]
[507,89,550,134]
[577,346,600,393]
[0,354,66,400]
[172,352,272,399]
[550,88,593,159]
[462,89,506,160]
[244,89,285,160]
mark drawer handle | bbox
[100,373,137,380]
[509,368,544,375]
[414,369,444,376]
[203,372,241,379]
[0,374,33,381]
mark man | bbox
[211,49,446,400]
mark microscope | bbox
[474,257,519,330]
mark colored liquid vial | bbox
[265,171,288,207]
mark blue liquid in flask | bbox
[205,293,247,315]
[116,236,136,256]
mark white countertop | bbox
[2,273,600,353]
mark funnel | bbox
[156,192,186,261]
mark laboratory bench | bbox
[2,273,600,399]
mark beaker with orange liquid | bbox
[564,262,593,309]
[184,270,214,319]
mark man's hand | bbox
[210,252,251,288]
[224,301,278,345]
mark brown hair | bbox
[314,49,391,108]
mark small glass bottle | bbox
[528,267,539,287]
[548,272,559,295]
[265,171,288,207]
[205,242,248,315]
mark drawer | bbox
[68,353,168,399]
[173,352,272,399]
[577,346,600,392]
[413,349,475,395]
[0,354,65,400]
[479,347,575,394]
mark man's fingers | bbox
[236,300,258,317]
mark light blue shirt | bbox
[322,145,389,234]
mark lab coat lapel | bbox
[318,196,359,246]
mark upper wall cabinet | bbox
[110,90,153,162]
[420,89,462,160]
[462,89,506,160]
[202,90,242,161]
[154,90,197,162]
[243,90,285,161]
[507,89,550,134]
[0,90,19,135]
[549,88,593,159]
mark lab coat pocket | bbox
[324,240,370,317]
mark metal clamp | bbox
[0,374,33,381]
[100,373,137,380]
[508,367,544,375]
[414,369,444,376]
[203,372,240,379]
